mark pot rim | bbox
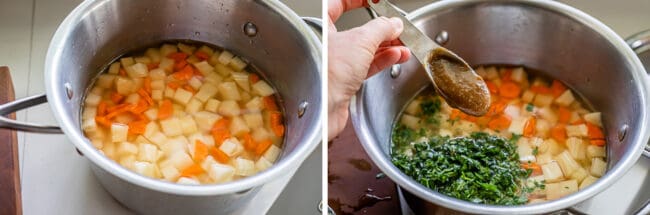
[351,0,650,214]
[44,0,322,196]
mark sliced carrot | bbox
[530,85,552,94]
[241,132,256,151]
[167,81,181,90]
[550,124,567,142]
[180,163,204,177]
[194,51,209,60]
[128,120,148,135]
[130,99,149,114]
[174,60,187,71]
[255,139,273,156]
[586,123,605,139]
[137,89,154,106]
[118,68,127,76]
[193,140,209,162]
[249,73,260,84]
[486,100,506,117]
[502,69,512,82]
[182,85,196,94]
[521,162,543,175]
[571,119,585,125]
[270,111,285,137]
[211,119,231,146]
[95,116,112,127]
[158,99,173,119]
[110,92,125,104]
[487,114,512,131]
[192,66,203,77]
[590,139,606,146]
[147,63,159,70]
[263,96,279,111]
[209,147,230,163]
[143,77,152,94]
[105,104,132,119]
[498,82,521,99]
[523,117,536,137]
[558,107,571,124]
[485,80,498,95]
[173,65,194,81]
[97,101,108,116]
[550,80,567,97]
[167,52,188,62]
[450,109,462,120]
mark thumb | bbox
[348,16,404,53]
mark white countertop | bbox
[0,0,322,214]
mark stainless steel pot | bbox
[351,0,650,214]
[0,0,322,214]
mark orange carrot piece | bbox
[194,51,209,60]
[173,65,194,81]
[502,69,512,82]
[571,119,585,125]
[97,101,108,116]
[167,81,180,90]
[450,109,462,120]
[586,123,605,140]
[550,124,567,142]
[137,89,154,106]
[182,85,196,94]
[530,86,552,94]
[241,133,256,151]
[523,117,536,137]
[209,147,230,163]
[95,116,112,127]
[158,99,173,119]
[211,119,231,146]
[110,92,125,104]
[180,163,204,177]
[485,80,498,95]
[147,63,159,70]
[255,140,273,156]
[128,120,148,135]
[486,101,506,117]
[174,60,187,71]
[521,162,543,175]
[263,96,278,111]
[590,139,606,146]
[193,140,209,162]
[130,100,149,114]
[167,52,188,62]
[143,77,152,94]
[499,82,521,99]
[487,114,512,131]
[558,107,571,124]
[105,104,132,119]
[550,80,567,97]
[119,68,127,76]
[270,111,285,137]
[249,73,260,84]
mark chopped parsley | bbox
[526,103,534,112]
[532,146,539,156]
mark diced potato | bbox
[485,67,499,80]
[535,119,551,138]
[556,151,582,176]
[119,155,136,170]
[111,123,129,142]
[194,84,219,102]
[167,151,194,171]
[208,163,235,183]
[245,97,263,112]
[229,57,247,71]
[219,82,242,101]
[536,153,553,165]
[188,77,203,90]
[159,58,174,72]
[179,115,198,135]
[203,72,223,86]
[533,94,554,107]
[400,114,420,130]
[193,111,221,132]
[149,68,166,80]
[177,43,196,54]
[161,165,180,181]
[537,107,558,123]
[546,180,578,200]
[579,175,599,189]
[120,57,135,67]
[511,67,526,83]
[545,139,564,155]
[243,112,264,129]
[508,117,527,135]
[251,128,272,142]
[145,48,162,63]
[138,143,159,162]
[193,61,214,75]
[204,99,220,113]
[234,158,255,176]
[404,100,422,115]
[566,137,587,161]
[230,116,250,136]
[583,112,603,127]
[566,124,588,137]
[587,145,606,158]
[173,88,194,105]
[185,99,203,114]
[177,177,200,185]
[133,161,156,178]
[127,63,148,78]
[255,157,273,171]
[218,50,235,65]
[521,90,535,103]
[197,45,215,56]
[214,63,234,77]
[160,44,178,57]
[590,158,607,177]
[144,131,167,147]
[517,140,537,163]
[232,72,250,92]
[117,141,138,156]
[263,144,281,162]
[252,80,275,97]
[555,90,575,106]
[96,74,116,88]
[82,107,97,120]
[85,93,102,106]
[134,135,152,145]
[124,93,140,104]
[161,136,189,156]
[144,108,158,121]
[160,117,183,137]
[504,105,520,119]
[108,62,121,74]
[218,100,241,117]
[82,118,98,132]
[115,77,135,95]
[569,167,589,183]
[542,161,564,183]
[151,89,163,101]
[219,138,243,157]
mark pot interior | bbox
[355,0,647,213]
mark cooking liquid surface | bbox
[427,48,490,116]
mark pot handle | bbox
[302,17,322,38]
[365,1,407,19]
[0,94,63,134]
[626,29,650,158]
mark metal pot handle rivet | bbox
[243,22,258,37]
[0,94,63,133]
[435,30,449,45]
[390,64,401,78]
[297,101,308,118]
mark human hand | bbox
[328,0,411,140]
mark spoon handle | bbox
[367,0,439,63]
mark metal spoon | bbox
[367,0,491,116]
